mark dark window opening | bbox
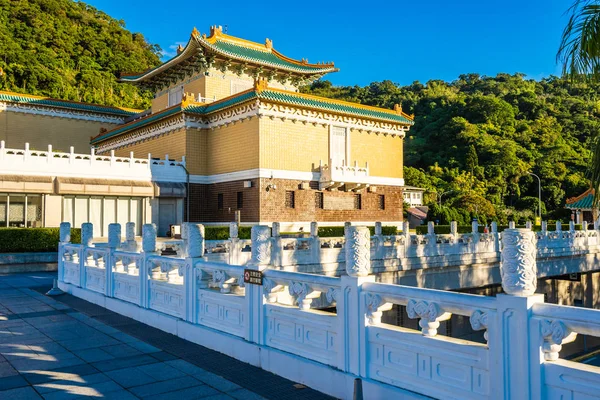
[217,193,224,210]
[378,194,385,210]
[354,194,362,210]
[285,191,295,208]
[315,192,324,209]
[237,192,243,209]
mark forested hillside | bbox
[303,75,599,223]
[0,0,161,109]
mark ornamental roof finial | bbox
[265,38,273,49]
[394,104,402,114]
[210,25,223,36]
[254,77,269,93]
[181,92,195,107]
[191,27,199,37]
[177,44,184,55]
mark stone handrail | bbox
[56,221,600,399]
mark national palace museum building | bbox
[0,26,413,235]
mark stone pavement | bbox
[0,272,333,400]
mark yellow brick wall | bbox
[0,110,119,152]
[259,118,328,172]
[111,128,187,161]
[351,129,403,178]
[206,117,259,174]
[185,127,207,175]
[152,93,169,113]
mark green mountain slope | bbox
[0,0,161,109]
[303,74,599,222]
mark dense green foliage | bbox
[0,228,81,253]
[304,75,599,222]
[0,0,161,108]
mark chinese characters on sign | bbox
[243,269,263,285]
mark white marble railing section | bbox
[0,141,186,182]
[57,223,600,400]
[361,282,494,399]
[530,303,600,399]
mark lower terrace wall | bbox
[187,178,402,226]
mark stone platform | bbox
[0,272,331,400]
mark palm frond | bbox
[557,0,600,81]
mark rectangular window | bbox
[285,191,295,208]
[90,198,103,237]
[218,193,224,210]
[26,195,43,228]
[378,195,385,210]
[168,86,183,107]
[331,126,347,166]
[0,194,7,227]
[9,195,25,227]
[63,197,74,226]
[354,194,362,210]
[315,192,324,209]
[237,192,243,209]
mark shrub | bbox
[319,226,398,237]
[0,228,81,253]
[204,226,251,240]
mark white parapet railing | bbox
[186,220,600,280]
[57,222,600,400]
[0,141,186,182]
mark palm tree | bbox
[558,0,600,206]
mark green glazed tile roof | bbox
[566,192,594,209]
[0,91,140,117]
[92,88,412,145]
[257,90,415,125]
[203,39,336,74]
[91,106,182,144]
[184,90,258,114]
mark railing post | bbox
[508,221,516,229]
[570,220,576,233]
[141,224,157,309]
[58,222,71,283]
[271,222,282,267]
[425,221,436,256]
[106,223,120,297]
[525,221,532,230]
[80,222,93,289]
[246,225,271,345]
[229,222,239,265]
[125,222,136,251]
[471,220,480,253]
[402,220,411,258]
[184,223,204,323]
[491,221,499,252]
[310,222,319,264]
[340,226,374,375]
[374,222,384,260]
[450,221,458,242]
[541,221,547,237]
[492,228,544,399]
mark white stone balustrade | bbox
[56,222,600,399]
[0,141,186,182]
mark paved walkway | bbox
[0,272,332,400]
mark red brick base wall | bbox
[186,178,403,223]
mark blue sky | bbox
[85,0,570,87]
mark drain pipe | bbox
[179,161,190,223]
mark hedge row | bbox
[318,226,398,237]
[415,224,584,235]
[0,228,81,253]
[204,226,251,240]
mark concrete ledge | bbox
[0,262,57,274]
[58,281,427,400]
[0,252,57,265]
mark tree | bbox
[465,145,479,175]
[558,0,600,207]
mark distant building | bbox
[0,26,416,234]
[402,186,425,207]
[566,188,597,224]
